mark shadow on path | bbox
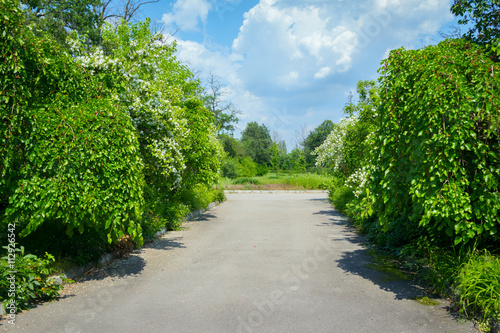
[188,212,217,223]
[314,207,426,301]
[75,236,186,283]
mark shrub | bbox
[458,251,500,324]
[372,39,500,246]
[1,246,67,311]
[221,158,239,179]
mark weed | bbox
[413,296,439,306]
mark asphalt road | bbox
[1,192,477,332]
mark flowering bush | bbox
[313,116,358,174]
[71,19,221,233]
[1,1,144,246]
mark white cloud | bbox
[164,0,457,150]
[162,0,212,32]
[232,1,359,92]
[314,66,331,79]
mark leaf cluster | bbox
[372,39,500,246]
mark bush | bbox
[256,163,269,176]
[372,39,500,246]
[458,251,500,325]
[1,246,67,311]
[0,2,144,247]
[221,158,239,179]
[238,157,258,177]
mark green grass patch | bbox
[366,248,411,282]
[232,177,260,185]
[224,173,333,190]
[457,251,500,325]
[413,296,439,306]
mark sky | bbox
[140,0,462,151]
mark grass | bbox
[222,172,334,190]
[365,248,411,282]
[413,296,440,306]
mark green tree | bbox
[302,120,334,168]
[372,39,500,246]
[1,0,143,245]
[22,0,103,46]
[451,0,500,45]
[219,134,245,158]
[240,122,272,165]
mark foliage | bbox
[315,80,378,178]
[302,120,334,167]
[237,156,258,177]
[270,141,287,172]
[6,99,144,245]
[232,177,260,185]
[21,0,103,46]
[221,157,240,179]
[1,1,143,246]
[451,0,500,45]
[313,116,359,176]
[457,251,500,324]
[74,20,220,233]
[178,184,224,211]
[372,39,500,246]
[219,134,245,158]
[180,99,221,190]
[1,246,66,311]
[241,122,273,165]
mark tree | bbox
[343,80,379,121]
[1,0,143,245]
[219,134,245,158]
[97,0,160,23]
[203,73,240,135]
[372,39,500,246]
[302,120,334,167]
[240,122,272,165]
[451,0,500,45]
[21,0,103,46]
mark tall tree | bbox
[302,120,334,167]
[203,73,240,135]
[97,0,160,23]
[240,122,272,165]
[451,0,500,45]
[22,0,103,46]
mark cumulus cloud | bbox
[162,0,456,149]
[162,0,212,32]
[232,1,359,92]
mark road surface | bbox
[1,192,476,332]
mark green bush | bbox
[1,246,67,311]
[0,2,144,247]
[372,39,500,246]
[256,163,269,176]
[237,157,258,177]
[221,158,239,179]
[458,251,500,324]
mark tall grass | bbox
[223,173,334,190]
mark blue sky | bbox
[140,0,462,151]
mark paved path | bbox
[2,192,476,332]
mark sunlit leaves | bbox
[372,39,500,245]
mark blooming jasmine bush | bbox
[1,1,143,246]
[313,115,358,175]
